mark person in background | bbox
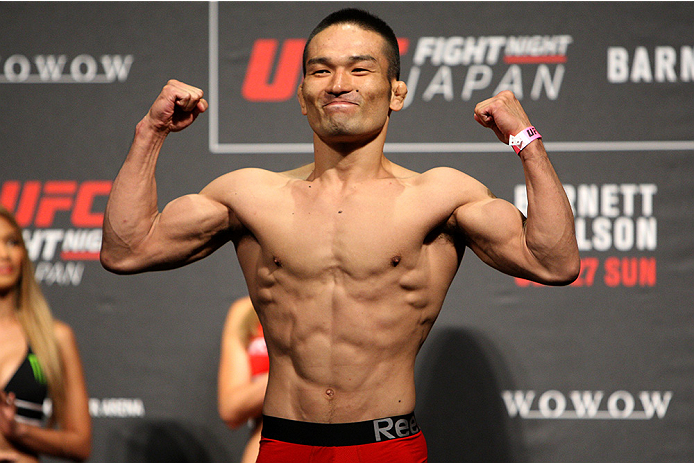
[218,295,269,463]
[0,205,91,462]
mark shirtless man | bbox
[100,8,579,463]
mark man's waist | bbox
[260,412,421,446]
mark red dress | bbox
[247,324,269,378]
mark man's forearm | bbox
[520,140,580,284]
[101,118,167,271]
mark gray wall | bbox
[1,2,692,462]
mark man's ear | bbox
[390,81,408,112]
[297,82,307,115]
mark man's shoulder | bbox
[212,166,303,186]
[281,162,314,180]
[387,164,467,183]
[408,167,491,209]
[415,166,479,187]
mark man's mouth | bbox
[323,97,359,108]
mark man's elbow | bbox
[99,246,143,275]
[545,256,581,286]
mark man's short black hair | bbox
[303,8,401,81]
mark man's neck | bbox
[309,132,393,184]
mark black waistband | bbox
[261,412,421,447]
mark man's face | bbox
[298,24,404,144]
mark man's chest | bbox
[235,185,457,278]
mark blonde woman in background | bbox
[218,296,269,463]
[0,206,91,462]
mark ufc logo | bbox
[1,180,112,227]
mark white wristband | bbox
[509,126,542,154]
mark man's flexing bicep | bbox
[456,193,578,285]
[102,192,232,274]
[454,189,546,279]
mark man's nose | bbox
[328,69,353,94]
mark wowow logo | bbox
[0,54,133,83]
[503,390,672,420]
[1,180,112,286]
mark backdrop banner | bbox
[1,2,692,462]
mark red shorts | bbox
[256,413,428,463]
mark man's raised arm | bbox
[456,91,580,285]
[100,80,230,274]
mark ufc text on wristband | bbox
[508,126,542,154]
